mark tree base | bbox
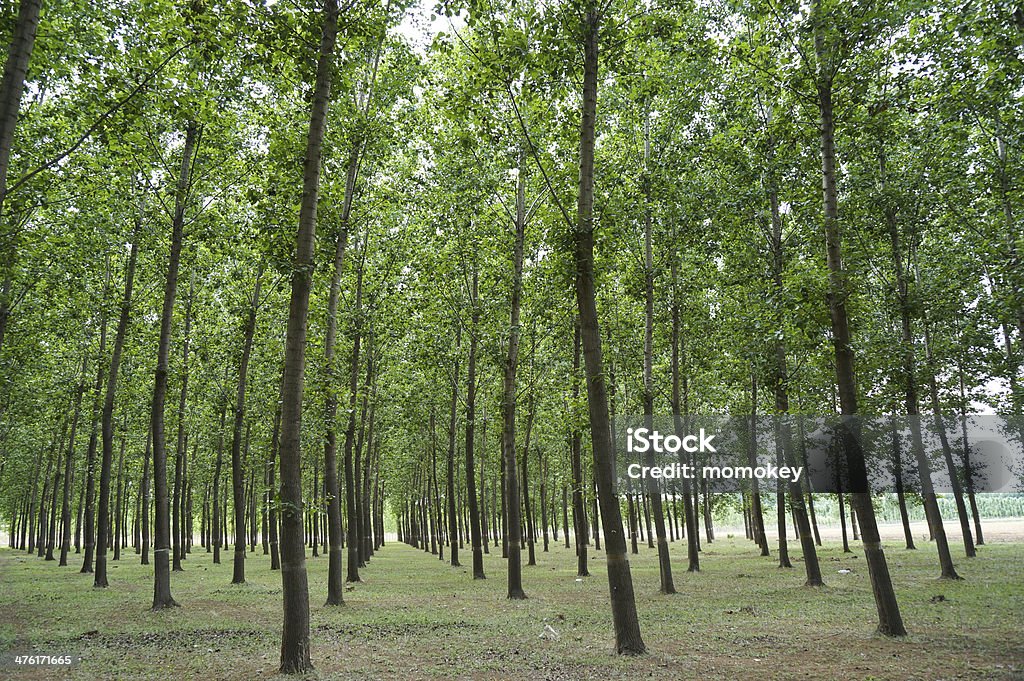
[279,659,313,675]
[616,641,647,656]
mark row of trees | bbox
[0,0,1020,671]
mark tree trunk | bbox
[571,321,589,576]
[277,1,337,671]
[322,172,353,600]
[670,263,699,572]
[502,150,528,600]
[522,393,537,567]
[343,263,364,582]
[112,427,126,561]
[149,121,198,607]
[883,176,960,579]
[890,420,916,549]
[96,222,141,587]
[813,0,906,634]
[173,277,193,572]
[573,6,645,655]
[59,356,88,566]
[141,431,151,564]
[81,260,111,574]
[0,0,41,348]
[641,130,674,592]
[465,268,485,578]
[766,176,818,581]
[919,296,976,557]
[957,361,984,545]
[213,397,227,563]
[448,323,462,567]
[269,405,281,570]
[230,268,263,584]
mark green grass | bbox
[1,534,1022,680]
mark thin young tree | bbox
[573,3,645,655]
[150,122,199,608]
[812,0,905,635]
[277,0,338,671]
[231,266,264,584]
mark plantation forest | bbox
[0,0,1022,678]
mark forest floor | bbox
[1,530,1022,680]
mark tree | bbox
[277,0,338,671]
[572,3,646,655]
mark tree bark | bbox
[81,260,111,574]
[571,321,589,576]
[277,1,337,671]
[0,0,41,349]
[149,121,198,608]
[95,221,141,587]
[813,0,906,635]
[173,276,193,572]
[448,323,462,567]
[465,267,485,578]
[59,355,88,566]
[641,122,674,592]
[670,261,699,572]
[573,6,645,654]
[883,173,960,579]
[231,267,263,584]
[322,156,354,601]
[502,150,528,600]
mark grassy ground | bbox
[1,532,1022,680]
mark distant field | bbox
[1,533,1021,680]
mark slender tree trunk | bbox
[957,361,984,545]
[539,449,549,553]
[670,264,698,571]
[465,268,485,578]
[502,152,527,600]
[343,264,364,582]
[229,268,263,584]
[765,177,818,581]
[277,1,337,671]
[81,260,111,574]
[0,0,41,348]
[149,122,198,607]
[60,356,88,566]
[573,6,644,654]
[448,323,462,567]
[112,427,126,561]
[890,420,916,549]
[641,135,674,591]
[45,442,61,560]
[522,393,537,567]
[322,178,353,601]
[95,223,141,587]
[212,397,227,563]
[141,432,151,564]
[919,298,975,557]
[173,277,193,572]
[269,405,281,570]
[627,484,639,555]
[481,409,490,554]
[813,1,906,634]
[746,376,769,557]
[571,321,589,576]
[883,179,960,579]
